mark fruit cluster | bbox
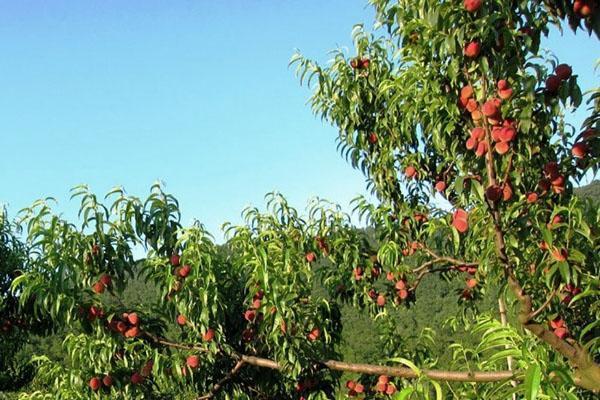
[107,312,141,338]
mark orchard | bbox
[2,0,600,399]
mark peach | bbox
[89,377,101,391]
[555,64,572,80]
[464,41,481,58]
[572,142,588,158]
[435,180,447,192]
[405,165,417,179]
[545,75,561,95]
[464,0,482,12]
[186,355,200,369]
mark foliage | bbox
[2,0,600,399]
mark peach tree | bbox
[7,0,600,399]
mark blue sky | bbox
[0,1,598,241]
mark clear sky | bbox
[1,1,598,241]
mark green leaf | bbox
[524,364,541,400]
[394,387,415,400]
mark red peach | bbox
[555,64,572,80]
[89,377,101,391]
[464,41,481,58]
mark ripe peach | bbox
[466,98,478,112]
[435,180,447,192]
[466,278,478,289]
[99,274,111,287]
[305,252,316,263]
[466,137,478,150]
[376,294,386,306]
[102,375,113,387]
[498,88,513,100]
[127,313,140,326]
[482,100,500,117]
[550,317,564,329]
[307,327,320,341]
[203,328,215,342]
[555,64,572,80]
[405,165,417,179]
[497,80,509,91]
[368,132,378,144]
[471,127,485,141]
[475,140,488,157]
[378,375,389,385]
[502,183,513,201]
[131,372,144,385]
[170,254,180,267]
[186,355,200,369]
[464,41,481,58]
[495,141,510,155]
[176,314,187,326]
[461,85,474,99]
[545,75,561,95]
[124,326,140,338]
[398,288,409,299]
[92,281,105,294]
[526,192,538,203]
[572,142,588,158]
[244,310,256,322]
[464,0,482,12]
[452,209,469,233]
[89,377,101,391]
[178,264,191,278]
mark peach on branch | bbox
[176,314,187,326]
[102,375,113,387]
[376,294,386,306]
[464,0,482,13]
[452,209,469,233]
[178,264,191,278]
[460,85,474,100]
[99,274,111,287]
[170,253,181,267]
[127,312,140,326]
[405,165,417,179]
[130,372,144,385]
[92,281,105,294]
[526,192,539,203]
[368,132,378,144]
[244,309,256,322]
[466,98,478,113]
[572,142,588,158]
[495,141,510,155]
[435,180,447,192]
[464,41,481,58]
[203,328,215,342]
[305,252,316,263]
[475,140,488,157]
[307,327,321,341]
[555,64,572,80]
[124,326,140,338]
[186,355,200,369]
[502,183,513,201]
[89,377,101,391]
[545,75,561,95]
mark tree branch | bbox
[197,360,245,400]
